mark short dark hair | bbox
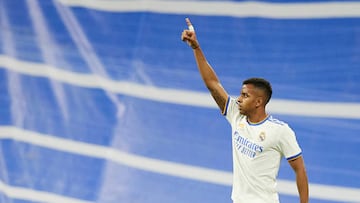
[243,78,272,104]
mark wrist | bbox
[191,43,199,49]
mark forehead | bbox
[241,84,256,93]
[241,84,264,97]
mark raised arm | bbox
[181,18,228,113]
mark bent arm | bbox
[289,156,309,203]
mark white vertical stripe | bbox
[26,0,71,120]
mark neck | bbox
[247,112,269,124]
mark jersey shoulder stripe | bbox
[268,116,286,126]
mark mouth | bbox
[237,101,242,111]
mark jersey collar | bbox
[247,115,270,126]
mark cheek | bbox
[241,99,250,107]
[243,98,255,107]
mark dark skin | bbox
[237,84,268,123]
[181,18,309,203]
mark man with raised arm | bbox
[181,18,309,203]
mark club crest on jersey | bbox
[259,132,266,141]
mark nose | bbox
[237,96,242,104]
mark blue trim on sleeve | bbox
[287,152,302,161]
[222,96,231,116]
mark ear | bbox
[255,97,264,108]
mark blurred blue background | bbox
[0,0,359,202]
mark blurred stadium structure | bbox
[0,0,359,202]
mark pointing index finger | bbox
[186,18,194,31]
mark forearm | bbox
[193,47,220,88]
[192,46,227,111]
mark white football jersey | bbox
[223,97,302,203]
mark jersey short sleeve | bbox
[278,125,302,160]
[223,97,240,123]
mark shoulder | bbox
[267,116,294,133]
[267,116,287,126]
